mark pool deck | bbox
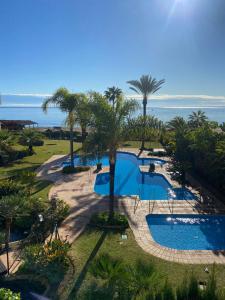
[36,149,225,264]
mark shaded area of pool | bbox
[147,214,225,250]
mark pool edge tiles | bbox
[146,214,225,251]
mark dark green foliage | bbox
[166,115,225,195]
[90,212,129,228]
[161,281,175,300]
[0,180,25,198]
[125,116,165,147]
[62,165,90,174]
[19,129,44,154]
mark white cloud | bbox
[2,92,225,101]
[125,94,225,101]
[2,93,52,98]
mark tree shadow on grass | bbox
[69,229,107,299]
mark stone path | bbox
[36,150,225,264]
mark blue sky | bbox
[1,0,225,97]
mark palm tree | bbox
[127,75,165,149]
[188,110,208,128]
[19,129,43,154]
[0,130,13,165]
[42,88,79,168]
[85,92,137,220]
[0,193,30,274]
[128,260,160,298]
[104,86,122,108]
[75,94,92,143]
[90,253,125,289]
[167,117,188,133]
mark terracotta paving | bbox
[36,149,225,264]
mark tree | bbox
[166,117,188,133]
[75,93,92,143]
[125,115,164,147]
[19,129,43,154]
[42,88,79,168]
[0,130,14,165]
[188,110,208,128]
[104,86,122,108]
[127,75,165,149]
[0,193,30,274]
[85,92,137,220]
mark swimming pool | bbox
[147,214,225,250]
[63,151,195,200]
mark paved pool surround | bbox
[37,148,225,264]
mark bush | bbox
[90,212,129,228]
[62,165,90,174]
[21,240,71,284]
[0,180,25,198]
[148,150,166,157]
[0,288,20,300]
[32,139,44,146]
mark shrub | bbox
[32,139,44,146]
[62,165,90,174]
[0,180,25,198]
[0,288,20,300]
[21,240,71,284]
[90,212,129,228]
[148,151,166,157]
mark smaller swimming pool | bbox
[147,214,225,250]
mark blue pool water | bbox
[64,151,196,201]
[147,214,225,250]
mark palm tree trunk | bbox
[109,150,116,222]
[70,126,74,168]
[141,97,147,150]
[81,126,87,143]
[5,218,11,275]
[28,144,33,154]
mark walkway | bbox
[36,149,225,264]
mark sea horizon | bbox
[0,95,224,127]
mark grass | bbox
[58,227,225,299]
[0,139,82,179]
[0,139,82,199]
[122,140,162,149]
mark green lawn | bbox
[0,139,82,179]
[0,139,82,199]
[122,140,162,149]
[58,227,225,299]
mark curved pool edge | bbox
[129,211,225,264]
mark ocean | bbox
[0,95,224,127]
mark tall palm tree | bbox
[127,75,165,149]
[188,110,208,128]
[85,92,137,220]
[104,86,122,108]
[42,88,79,168]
